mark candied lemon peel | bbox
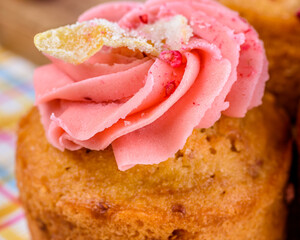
[34,15,193,65]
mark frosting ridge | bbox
[34,0,268,170]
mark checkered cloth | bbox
[0,46,35,240]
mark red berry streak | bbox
[297,10,300,20]
[241,44,251,51]
[139,14,148,24]
[165,81,177,97]
[160,50,183,68]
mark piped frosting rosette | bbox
[34,0,268,171]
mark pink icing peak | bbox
[34,0,268,171]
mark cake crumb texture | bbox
[219,0,300,117]
[16,94,291,240]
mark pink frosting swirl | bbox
[34,0,268,171]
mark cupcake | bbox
[218,0,300,117]
[16,0,292,239]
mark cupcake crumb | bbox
[171,204,186,216]
[91,202,110,218]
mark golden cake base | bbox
[16,95,291,240]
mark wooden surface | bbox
[0,0,141,64]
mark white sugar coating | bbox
[137,15,194,50]
[34,16,193,64]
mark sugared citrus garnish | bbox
[34,19,159,64]
[34,16,193,65]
